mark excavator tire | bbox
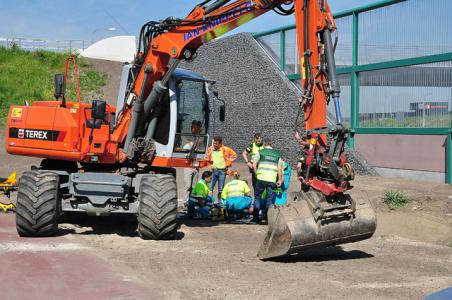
[137,174,178,240]
[16,170,60,237]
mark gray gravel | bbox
[180,32,376,175]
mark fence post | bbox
[280,30,286,72]
[349,12,359,150]
[447,133,452,184]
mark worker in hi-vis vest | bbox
[221,171,252,219]
[206,136,237,201]
[251,138,284,223]
[242,132,264,190]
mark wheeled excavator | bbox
[5,0,376,259]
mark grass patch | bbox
[383,190,409,210]
[0,45,107,125]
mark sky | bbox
[0,0,377,42]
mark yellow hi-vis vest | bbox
[221,179,250,199]
[246,142,264,162]
[256,148,281,183]
[211,148,226,169]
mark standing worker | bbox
[206,136,237,202]
[242,133,264,190]
[183,120,203,206]
[251,138,284,223]
[221,171,252,220]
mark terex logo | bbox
[18,129,24,139]
[9,127,65,142]
[24,129,48,140]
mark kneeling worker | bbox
[221,171,252,219]
[188,171,214,219]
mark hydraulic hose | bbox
[124,65,152,152]
[322,29,342,124]
[205,0,231,14]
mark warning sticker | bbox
[11,108,23,118]
[301,57,306,80]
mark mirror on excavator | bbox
[211,89,226,122]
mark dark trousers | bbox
[253,179,277,220]
[249,168,257,190]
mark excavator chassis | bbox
[258,189,376,260]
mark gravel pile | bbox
[345,148,378,176]
[180,33,301,166]
[180,32,376,176]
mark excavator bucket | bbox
[258,189,376,260]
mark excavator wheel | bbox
[137,174,178,240]
[16,170,60,237]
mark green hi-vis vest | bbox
[250,142,264,162]
[191,179,210,199]
[256,148,281,183]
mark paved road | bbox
[0,214,161,300]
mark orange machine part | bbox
[294,0,332,146]
[6,1,337,170]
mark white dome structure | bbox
[80,35,136,62]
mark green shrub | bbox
[383,190,409,210]
[0,47,106,125]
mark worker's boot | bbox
[259,209,268,224]
[252,210,260,224]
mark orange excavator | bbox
[6,0,376,259]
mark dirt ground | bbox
[1,129,451,299]
[84,58,124,104]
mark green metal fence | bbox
[253,0,452,183]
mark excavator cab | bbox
[171,69,211,159]
[116,65,214,162]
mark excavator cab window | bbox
[173,79,209,154]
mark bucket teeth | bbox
[257,190,377,260]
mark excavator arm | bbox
[114,0,340,169]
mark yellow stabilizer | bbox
[0,171,17,187]
[0,202,15,213]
